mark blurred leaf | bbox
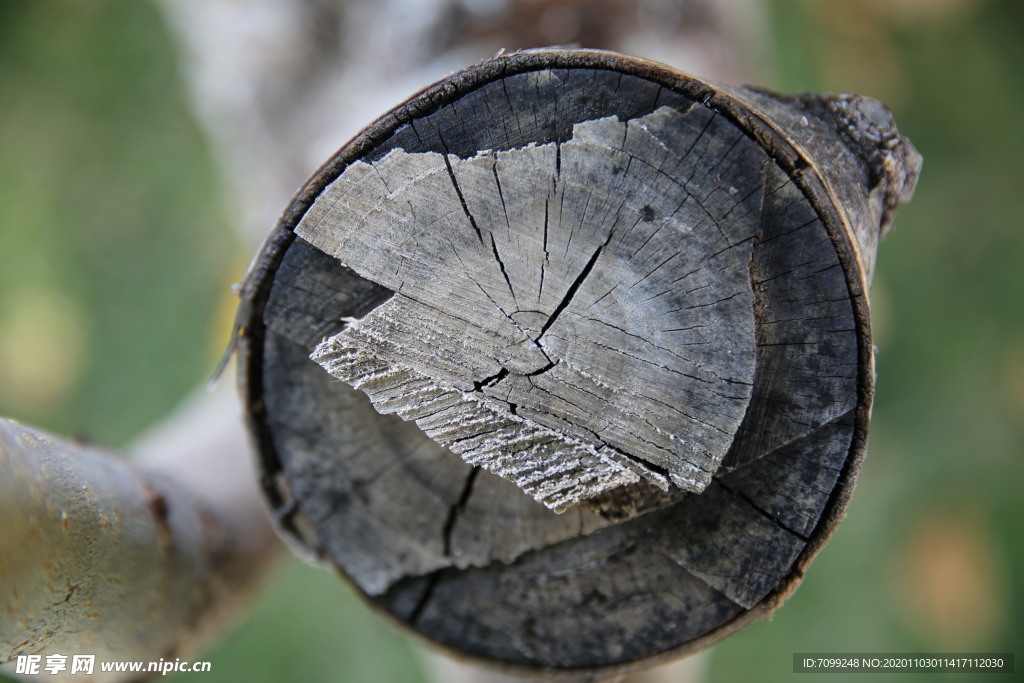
[0,0,234,446]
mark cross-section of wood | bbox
[237,48,920,675]
[301,105,764,510]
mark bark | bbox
[0,383,279,682]
[236,47,919,678]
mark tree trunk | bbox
[236,48,919,678]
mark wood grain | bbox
[237,48,920,676]
[302,104,765,509]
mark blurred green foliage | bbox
[0,2,426,682]
[0,0,233,445]
[1,1,1020,682]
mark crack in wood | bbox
[536,245,604,342]
[488,233,518,303]
[298,106,766,511]
[443,152,483,243]
[443,467,480,556]
[408,570,443,626]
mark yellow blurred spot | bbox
[896,504,1005,648]
[206,252,249,368]
[1002,342,1024,420]
[806,0,989,111]
[862,0,989,27]
[869,277,892,349]
[0,288,90,409]
[799,2,908,110]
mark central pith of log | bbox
[301,106,762,511]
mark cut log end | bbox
[239,47,919,674]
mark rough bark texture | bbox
[0,384,278,682]
[237,48,919,677]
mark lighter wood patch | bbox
[300,106,765,509]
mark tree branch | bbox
[0,381,279,681]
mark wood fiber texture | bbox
[237,49,920,676]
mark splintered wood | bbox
[303,107,762,511]
[240,49,920,673]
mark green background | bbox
[1,1,1020,681]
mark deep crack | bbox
[443,467,481,556]
[537,245,604,341]
[443,153,483,243]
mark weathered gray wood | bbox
[236,48,920,676]
[720,410,855,538]
[260,239,642,592]
[720,162,859,471]
[379,519,745,670]
[302,104,765,510]
[263,328,631,595]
